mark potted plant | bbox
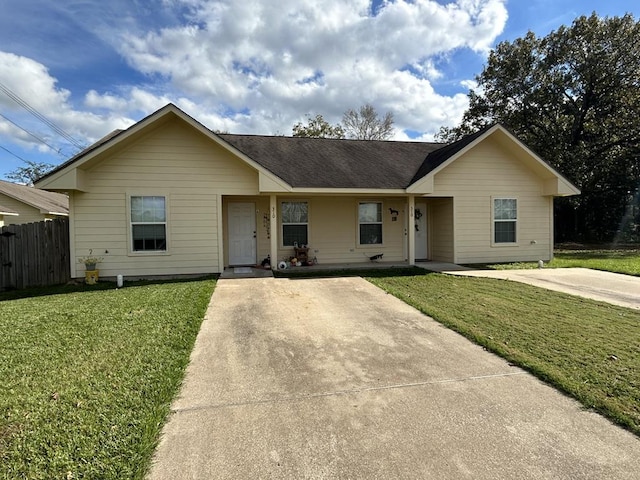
[78,256,103,271]
[78,256,103,285]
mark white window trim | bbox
[491,196,518,247]
[280,200,309,247]
[357,200,384,247]
[126,193,171,256]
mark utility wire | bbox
[0,144,30,163]
[0,112,64,156]
[0,81,86,150]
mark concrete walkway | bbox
[418,263,640,310]
[147,277,640,479]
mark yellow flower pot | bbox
[85,269,99,285]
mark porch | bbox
[221,195,455,272]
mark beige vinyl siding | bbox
[276,196,406,265]
[428,198,454,262]
[432,137,552,263]
[0,193,48,225]
[71,118,259,278]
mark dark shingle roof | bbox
[0,179,69,214]
[218,134,444,189]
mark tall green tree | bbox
[439,14,640,242]
[292,114,345,138]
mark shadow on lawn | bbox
[0,275,218,302]
[274,266,431,280]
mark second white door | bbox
[228,202,256,265]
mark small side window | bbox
[359,202,382,245]
[282,201,308,246]
[493,198,517,244]
[131,196,167,251]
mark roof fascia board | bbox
[497,127,580,195]
[287,188,408,195]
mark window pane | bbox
[494,221,516,243]
[494,199,517,220]
[282,202,308,223]
[359,203,381,223]
[360,224,382,244]
[131,196,144,222]
[133,224,167,251]
[132,196,166,223]
[283,224,308,246]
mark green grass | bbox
[0,278,215,479]
[483,248,640,276]
[367,271,640,436]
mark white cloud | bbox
[0,0,508,168]
[115,0,508,136]
[0,51,135,157]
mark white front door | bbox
[414,202,428,260]
[228,202,256,265]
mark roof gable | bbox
[0,180,68,215]
[407,124,580,196]
[35,104,288,192]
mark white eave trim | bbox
[287,188,408,195]
[406,124,580,196]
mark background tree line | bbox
[12,13,640,247]
[438,13,640,243]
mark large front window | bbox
[282,201,308,246]
[359,202,382,245]
[131,196,167,251]
[493,198,517,244]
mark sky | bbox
[0,0,638,181]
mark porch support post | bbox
[216,194,225,273]
[408,195,416,265]
[269,194,278,270]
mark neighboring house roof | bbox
[218,134,443,189]
[0,204,19,216]
[34,103,580,196]
[0,179,69,215]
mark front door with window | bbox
[228,202,256,265]
[414,202,428,260]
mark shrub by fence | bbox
[0,218,70,291]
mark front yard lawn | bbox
[368,272,640,436]
[0,278,215,479]
[486,247,640,276]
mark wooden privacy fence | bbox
[0,218,70,291]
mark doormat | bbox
[233,267,252,274]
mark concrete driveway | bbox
[147,277,640,479]
[420,264,640,310]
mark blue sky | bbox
[0,0,638,181]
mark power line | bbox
[0,81,86,150]
[0,144,30,163]
[0,112,64,156]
